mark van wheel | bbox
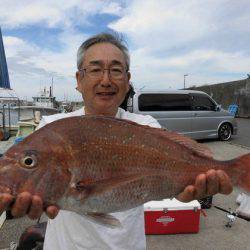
[218,123,232,141]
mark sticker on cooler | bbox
[156,215,175,225]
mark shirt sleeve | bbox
[119,108,162,128]
[143,115,162,128]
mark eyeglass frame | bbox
[78,65,129,81]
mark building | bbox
[0,27,10,90]
[0,27,19,106]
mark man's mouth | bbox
[96,92,116,96]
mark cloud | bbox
[0,0,123,29]
[109,0,250,53]
[110,0,218,49]
[1,1,67,28]
[3,30,85,100]
[130,46,250,90]
[3,36,25,47]
[101,1,124,16]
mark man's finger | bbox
[206,169,219,196]
[46,206,59,219]
[11,192,32,218]
[217,170,233,194]
[177,185,196,202]
[28,195,43,220]
[194,174,206,199]
[0,194,13,213]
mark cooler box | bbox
[144,198,201,235]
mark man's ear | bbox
[76,71,83,93]
[76,71,82,82]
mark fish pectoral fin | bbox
[85,174,152,196]
[86,212,122,228]
[73,175,148,196]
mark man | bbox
[0,33,232,249]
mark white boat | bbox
[0,87,60,140]
[32,86,57,109]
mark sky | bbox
[0,0,250,101]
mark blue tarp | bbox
[228,104,238,116]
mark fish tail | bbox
[229,153,250,193]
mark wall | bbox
[189,78,250,117]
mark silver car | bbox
[128,90,237,141]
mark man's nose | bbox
[100,69,111,87]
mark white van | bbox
[127,90,237,141]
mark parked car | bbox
[127,90,237,141]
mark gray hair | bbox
[77,32,130,70]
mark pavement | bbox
[0,140,250,249]
[230,118,250,148]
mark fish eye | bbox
[20,155,37,169]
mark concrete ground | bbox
[0,140,250,249]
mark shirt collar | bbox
[82,106,123,119]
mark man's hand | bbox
[0,192,59,220]
[177,169,233,202]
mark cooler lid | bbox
[144,198,201,211]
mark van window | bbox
[191,94,216,111]
[138,94,191,111]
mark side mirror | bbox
[215,105,221,111]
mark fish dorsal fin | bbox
[68,116,213,159]
[160,128,213,159]
[131,123,213,159]
[101,117,213,159]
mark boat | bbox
[13,87,59,139]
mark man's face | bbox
[76,42,130,116]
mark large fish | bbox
[0,116,249,226]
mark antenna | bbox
[51,77,54,97]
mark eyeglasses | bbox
[79,66,128,80]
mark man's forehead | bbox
[83,43,126,66]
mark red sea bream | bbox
[0,116,249,226]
